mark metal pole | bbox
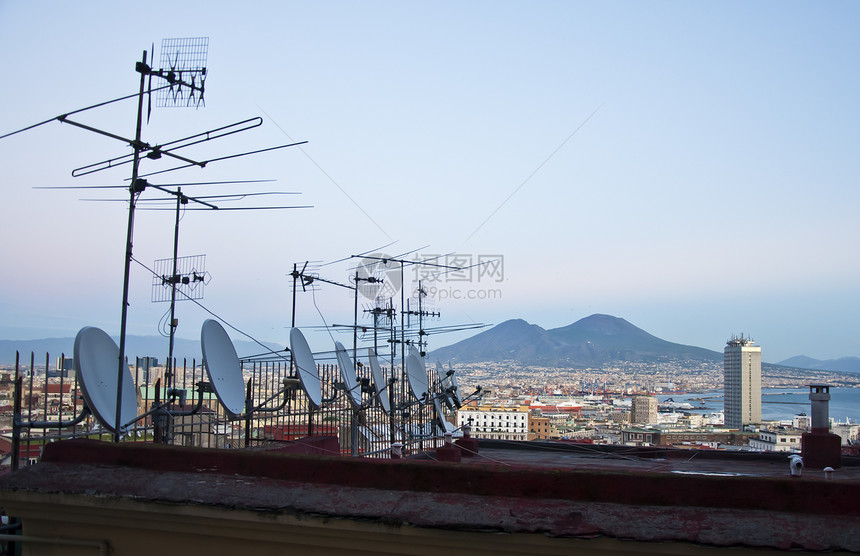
[166,189,182,391]
[244,379,252,448]
[388,298,396,447]
[42,352,49,441]
[399,261,407,452]
[58,353,65,428]
[353,271,359,366]
[417,279,424,355]
[11,369,21,472]
[114,50,149,442]
[351,270,359,456]
[292,264,315,438]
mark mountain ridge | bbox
[778,355,860,375]
[429,314,722,367]
[4,315,860,374]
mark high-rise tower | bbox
[723,334,761,430]
[631,395,658,425]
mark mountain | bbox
[442,319,560,362]
[778,355,860,374]
[429,314,721,366]
[0,335,283,367]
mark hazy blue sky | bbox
[1,1,859,363]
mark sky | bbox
[1,1,859,364]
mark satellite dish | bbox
[367,348,391,414]
[433,395,461,437]
[433,396,446,429]
[448,363,462,407]
[435,361,455,407]
[434,361,447,384]
[405,352,429,403]
[200,319,246,418]
[290,328,322,409]
[334,341,362,409]
[74,326,137,433]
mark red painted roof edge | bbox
[36,438,860,517]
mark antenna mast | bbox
[115,39,209,442]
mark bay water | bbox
[658,387,860,424]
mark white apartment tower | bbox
[723,335,761,430]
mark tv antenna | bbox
[152,255,209,305]
[136,181,308,391]
[287,249,489,455]
[153,250,209,391]
[152,37,209,112]
[2,38,308,441]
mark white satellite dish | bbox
[290,328,322,409]
[367,348,391,414]
[201,319,247,418]
[334,341,362,409]
[405,352,429,403]
[433,396,446,428]
[74,326,137,433]
[433,395,461,437]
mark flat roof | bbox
[2,439,859,552]
[458,439,860,481]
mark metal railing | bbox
[4,350,456,470]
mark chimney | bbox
[801,384,841,469]
[809,384,831,434]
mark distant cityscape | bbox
[4,331,858,467]
[452,356,860,397]
[2,313,859,469]
[448,339,859,452]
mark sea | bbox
[657,387,860,424]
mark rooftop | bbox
[1,438,858,554]
[464,439,860,480]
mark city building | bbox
[630,395,657,425]
[723,335,761,430]
[622,428,755,448]
[748,428,803,453]
[457,406,528,441]
[792,413,811,430]
[621,427,659,446]
[528,415,557,440]
[55,357,75,372]
[832,422,860,446]
[676,413,705,429]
